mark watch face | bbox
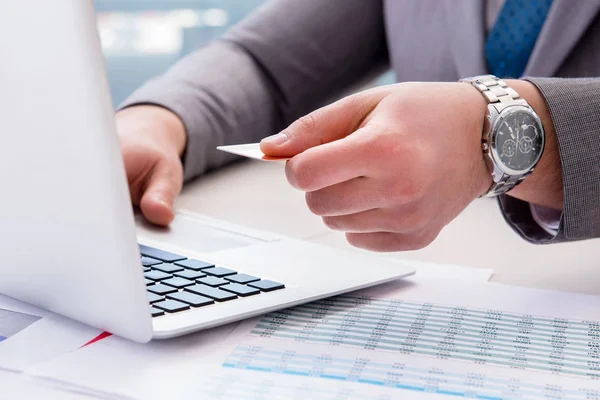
[492,108,544,172]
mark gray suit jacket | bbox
[120,0,600,245]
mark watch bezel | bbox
[487,104,545,176]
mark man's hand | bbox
[260,81,561,252]
[116,105,187,226]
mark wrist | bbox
[503,79,563,210]
[116,105,187,157]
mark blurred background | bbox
[94,0,394,107]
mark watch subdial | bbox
[518,136,533,154]
[502,139,517,157]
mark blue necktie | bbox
[485,0,553,78]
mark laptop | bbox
[0,0,414,343]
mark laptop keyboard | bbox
[139,244,285,318]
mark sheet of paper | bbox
[27,277,600,400]
[0,294,101,372]
[25,322,240,400]
[178,279,600,399]
[217,143,291,161]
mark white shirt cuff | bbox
[529,204,561,236]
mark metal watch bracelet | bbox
[460,75,532,197]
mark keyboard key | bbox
[167,291,214,307]
[174,270,206,280]
[147,292,163,304]
[220,283,260,297]
[226,273,260,284]
[143,267,151,272]
[174,259,215,271]
[151,307,164,317]
[153,263,184,273]
[141,257,162,267]
[197,276,229,287]
[203,267,237,277]
[147,284,178,295]
[248,280,285,292]
[162,277,195,289]
[144,270,171,281]
[139,244,187,263]
[185,284,237,302]
[154,299,190,313]
[145,278,155,286]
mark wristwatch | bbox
[460,75,545,197]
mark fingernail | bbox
[154,196,170,208]
[261,132,288,145]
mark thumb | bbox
[260,88,387,157]
[139,160,183,226]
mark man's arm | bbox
[499,77,600,244]
[119,0,389,182]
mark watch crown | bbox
[482,142,489,153]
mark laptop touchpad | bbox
[134,210,276,254]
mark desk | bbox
[8,158,600,398]
[177,159,600,295]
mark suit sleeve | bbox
[498,77,600,243]
[117,0,389,181]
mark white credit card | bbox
[216,143,291,161]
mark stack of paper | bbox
[23,274,600,400]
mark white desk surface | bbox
[9,159,600,398]
[177,159,600,296]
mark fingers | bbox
[323,209,392,233]
[284,124,386,191]
[260,87,388,157]
[116,106,187,227]
[321,205,427,234]
[139,159,183,226]
[304,176,397,217]
[345,231,438,252]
